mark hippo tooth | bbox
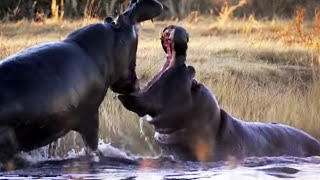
[145,114,154,122]
[154,132,178,145]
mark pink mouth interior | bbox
[161,28,175,71]
[144,28,175,90]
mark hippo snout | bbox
[111,73,140,94]
[122,79,140,94]
[111,80,139,95]
[134,0,164,23]
[118,94,147,117]
[118,92,162,118]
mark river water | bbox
[0,141,319,180]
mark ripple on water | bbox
[0,141,320,180]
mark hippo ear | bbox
[187,66,196,78]
[191,79,201,92]
[118,94,148,117]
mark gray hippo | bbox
[118,25,320,162]
[0,0,163,165]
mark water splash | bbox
[98,139,133,160]
[18,138,133,165]
[139,117,146,138]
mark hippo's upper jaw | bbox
[110,65,140,94]
[144,25,190,91]
[121,0,163,24]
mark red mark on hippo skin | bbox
[192,138,214,162]
[138,159,159,169]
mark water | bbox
[0,98,319,179]
[0,141,320,180]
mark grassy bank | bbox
[0,15,319,156]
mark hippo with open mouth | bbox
[119,25,320,161]
[0,0,163,166]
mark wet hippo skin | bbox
[0,0,163,164]
[119,25,320,162]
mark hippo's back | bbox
[244,121,320,157]
[0,41,104,126]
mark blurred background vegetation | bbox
[0,0,319,22]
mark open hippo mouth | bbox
[161,25,176,69]
[144,25,189,90]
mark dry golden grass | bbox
[0,13,319,157]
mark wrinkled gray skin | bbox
[0,0,163,165]
[119,26,320,162]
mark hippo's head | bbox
[109,0,164,95]
[120,0,164,24]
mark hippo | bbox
[118,25,320,162]
[0,0,163,165]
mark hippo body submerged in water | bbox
[0,0,163,164]
[119,25,320,161]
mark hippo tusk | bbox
[145,114,154,122]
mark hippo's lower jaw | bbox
[146,114,187,145]
[154,129,187,145]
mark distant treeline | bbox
[0,0,319,21]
